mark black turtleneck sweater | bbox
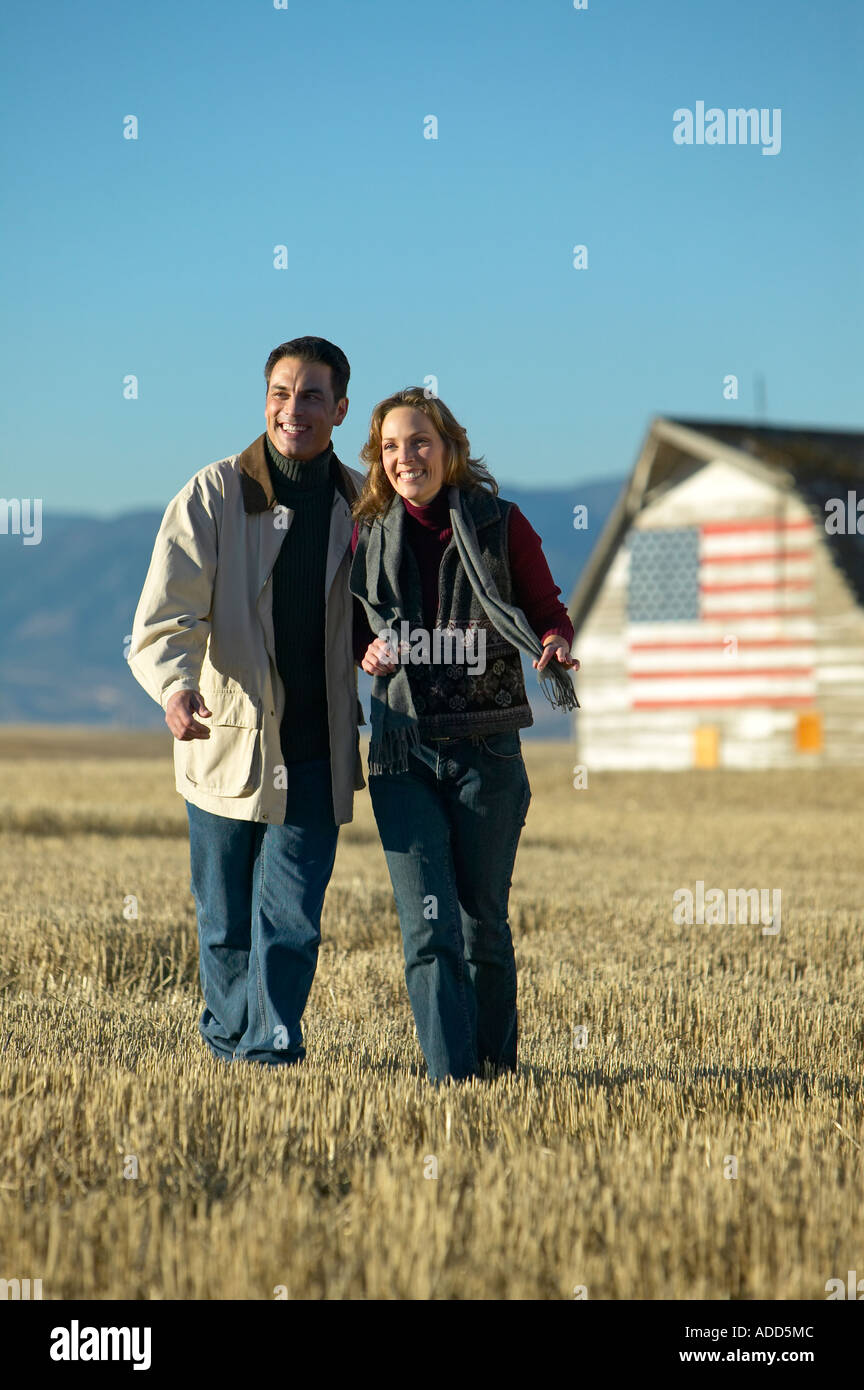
[265,432,335,763]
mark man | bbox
[128,336,365,1067]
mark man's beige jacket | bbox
[128,433,366,825]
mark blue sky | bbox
[2,0,861,516]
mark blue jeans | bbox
[369,731,531,1082]
[185,758,338,1067]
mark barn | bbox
[568,417,864,768]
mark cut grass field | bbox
[0,728,862,1300]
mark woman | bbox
[349,387,578,1083]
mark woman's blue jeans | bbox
[185,758,338,1067]
[369,730,531,1082]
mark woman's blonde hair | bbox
[352,387,498,522]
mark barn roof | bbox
[568,416,864,634]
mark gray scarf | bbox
[349,485,578,774]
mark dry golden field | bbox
[0,727,862,1300]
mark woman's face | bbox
[380,406,448,505]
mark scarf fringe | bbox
[368,720,423,776]
[538,665,580,711]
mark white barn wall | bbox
[573,456,864,770]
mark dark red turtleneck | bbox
[351,489,574,663]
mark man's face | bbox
[265,356,348,459]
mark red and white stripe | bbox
[628,518,815,709]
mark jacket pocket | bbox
[183,674,262,796]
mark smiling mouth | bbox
[399,469,425,480]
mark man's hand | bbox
[361,636,399,677]
[165,689,212,740]
[533,637,580,673]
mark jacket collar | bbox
[236,432,358,513]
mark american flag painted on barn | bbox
[626,518,816,708]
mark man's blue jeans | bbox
[185,758,338,1067]
[369,730,531,1082]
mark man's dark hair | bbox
[264,337,350,402]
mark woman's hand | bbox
[361,636,399,677]
[534,637,580,673]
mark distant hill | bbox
[0,478,623,731]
